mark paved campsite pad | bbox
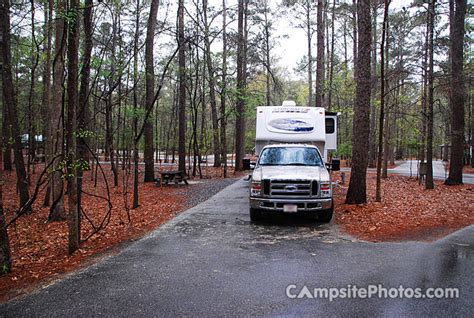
[1,180,473,316]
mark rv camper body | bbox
[255,103,338,162]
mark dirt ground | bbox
[0,164,243,302]
[333,172,474,242]
[0,164,472,301]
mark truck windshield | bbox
[258,147,323,167]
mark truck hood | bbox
[252,165,330,182]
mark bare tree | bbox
[345,0,372,204]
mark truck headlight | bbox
[250,181,262,197]
[320,182,332,198]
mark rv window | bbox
[325,118,335,134]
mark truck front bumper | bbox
[250,197,332,212]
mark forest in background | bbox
[0,0,472,272]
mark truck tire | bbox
[318,205,333,223]
[250,208,263,222]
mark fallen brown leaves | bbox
[334,172,474,242]
[0,165,242,302]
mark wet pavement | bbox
[1,179,473,317]
[389,160,474,184]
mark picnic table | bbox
[157,170,189,186]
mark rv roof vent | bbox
[282,100,296,106]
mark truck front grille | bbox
[269,180,316,197]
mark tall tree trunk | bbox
[352,0,357,68]
[41,0,53,206]
[445,0,467,185]
[425,0,436,190]
[106,15,118,187]
[235,0,247,171]
[78,0,92,166]
[327,0,336,111]
[345,0,372,205]
[2,94,12,171]
[48,0,66,221]
[203,0,221,167]
[375,0,390,202]
[315,0,324,108]
[132,0,140,209]
[264,2,272,107]
[76,0,93,242]
[27,0,39,178]
[368,1,378,168]
[178,0,186,173]
[0,0,31,210]
[0,109,11,274]
[306,0,313,107]
[66,0,80,254]
[419,21,429,163]
[221,0,228,177]
[144,0,160,182]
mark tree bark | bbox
[2,94,12,171]
[306,0,313,107]
[375,0,390,202]
[132,0,140,209]
[0,109,11,274]
[144,0,160,182]
[425,0,436,190]
[41,0,53,206]
[368,1,378,168]
[445,0,467,185]
[76,0,93,247]
[235,0,247,171]
[66,0,80,254]
[48,0,66,221]
[78,0,93,167]
[221,0,228,177]
[178,0,187,173]
[352,0,357,68]
[0,0,31,210]
[327,0,336,111]
[315,0,324,108]
[345,0,372,205]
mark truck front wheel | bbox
[318,206,333,223]
[250,208,263,222]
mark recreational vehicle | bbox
[249,101,340,222]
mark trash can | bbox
[242,158,251,170]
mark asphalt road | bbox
[1,180,473,317]
[389,160,474,184]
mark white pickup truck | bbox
[249,144,335,222]
[248,101,339,222]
